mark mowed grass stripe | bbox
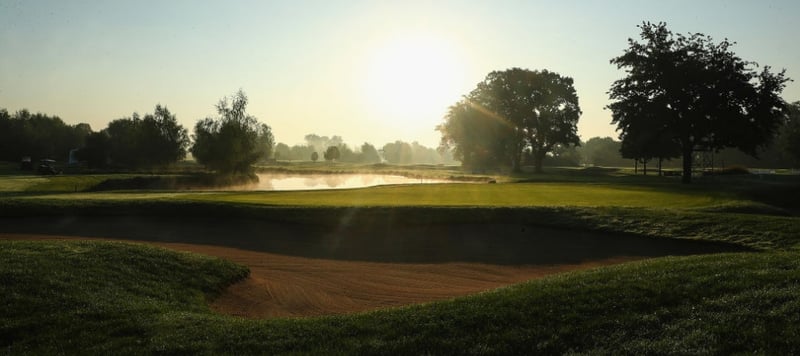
[21,182,730,208]
[191,183,727,207]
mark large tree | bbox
[96,105,189,169]
[438,68,581,172]
[191,90,274,174]
[608,22,790,183]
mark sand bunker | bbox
[0,217,744,318]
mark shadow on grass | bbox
[1,215,749,265]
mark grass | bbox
[0,240,248,354]
[2,176,799,252]
[191,182,733,208]
[1,164,799,353]
[6,181,736,208]
[2,240,799,354]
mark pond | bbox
[247,174,454,191]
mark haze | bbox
[2,0,798,148]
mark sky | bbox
[1,0,799,149]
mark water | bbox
[249,174,453,191]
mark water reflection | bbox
[251,174,452,191]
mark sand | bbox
[0,217,741,318]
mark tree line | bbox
[0,109,91,164]
[1,89,457,173]
[274,135,457,165]
[436,22,798,182]
[2,90,272,174]
[4,23,799,179]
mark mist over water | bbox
[248,174,453,191]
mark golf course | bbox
[2,164,799,354]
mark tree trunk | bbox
[634,159,638,174]
[643,160,647,176]
[658,158,663,176]
[682,148,693,184]
[511,154,522,173]
[533,152,545,173]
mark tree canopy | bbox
[323,146,340,161]
[0,109,90,163]
[780,102,800,167]
[190,90,274,174]
[608,22,791,183]
[438,68,581,172]
[88,105,189,169]
[579,137,629,167]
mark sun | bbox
[362,34,466,128]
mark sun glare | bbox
[362,34,467,127]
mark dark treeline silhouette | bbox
[274,136,457,165]
[437,68,581,173]
[2,90,273,174]
[568,131,799,171]
[79,105,189,169]
[434,23,794,180]
[608,22,791,183]
[0,109,91,164]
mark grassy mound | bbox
[0,240,248,354]
[2,241,799,354]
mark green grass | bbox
[3,240,800,354]
[0,240,248,354]
[10,181,734,208]
[2,178,799,251]
[0,174,140,194]
[2,167,800,353]
[189,182,732,208]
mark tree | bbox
[541,143,581,167]
[191,90,274,174]
[608,22,791,183]
[360,143,381,163]
[438,68,581,172]
[311,151,319,162]
[99,105,189,169]
[779,102,800,167]
[382,140,413,164]
[140,105,190,166]
[305,134,343,155]
[0,109,90,163]
[579,137,629,167]
[79,131,111,168]
[323,146,340,161]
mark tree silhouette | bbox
[359,143,381,163]
[323,146,340,161]
[608,22,791,183]
[311,151,319,162]
[0,109,90,164]
[579,137,629,167]
[99,105,189,169]
[191,90,274,174]
[780,102,800,167]
[438,68,581,172]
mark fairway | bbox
[15,181,733,208]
